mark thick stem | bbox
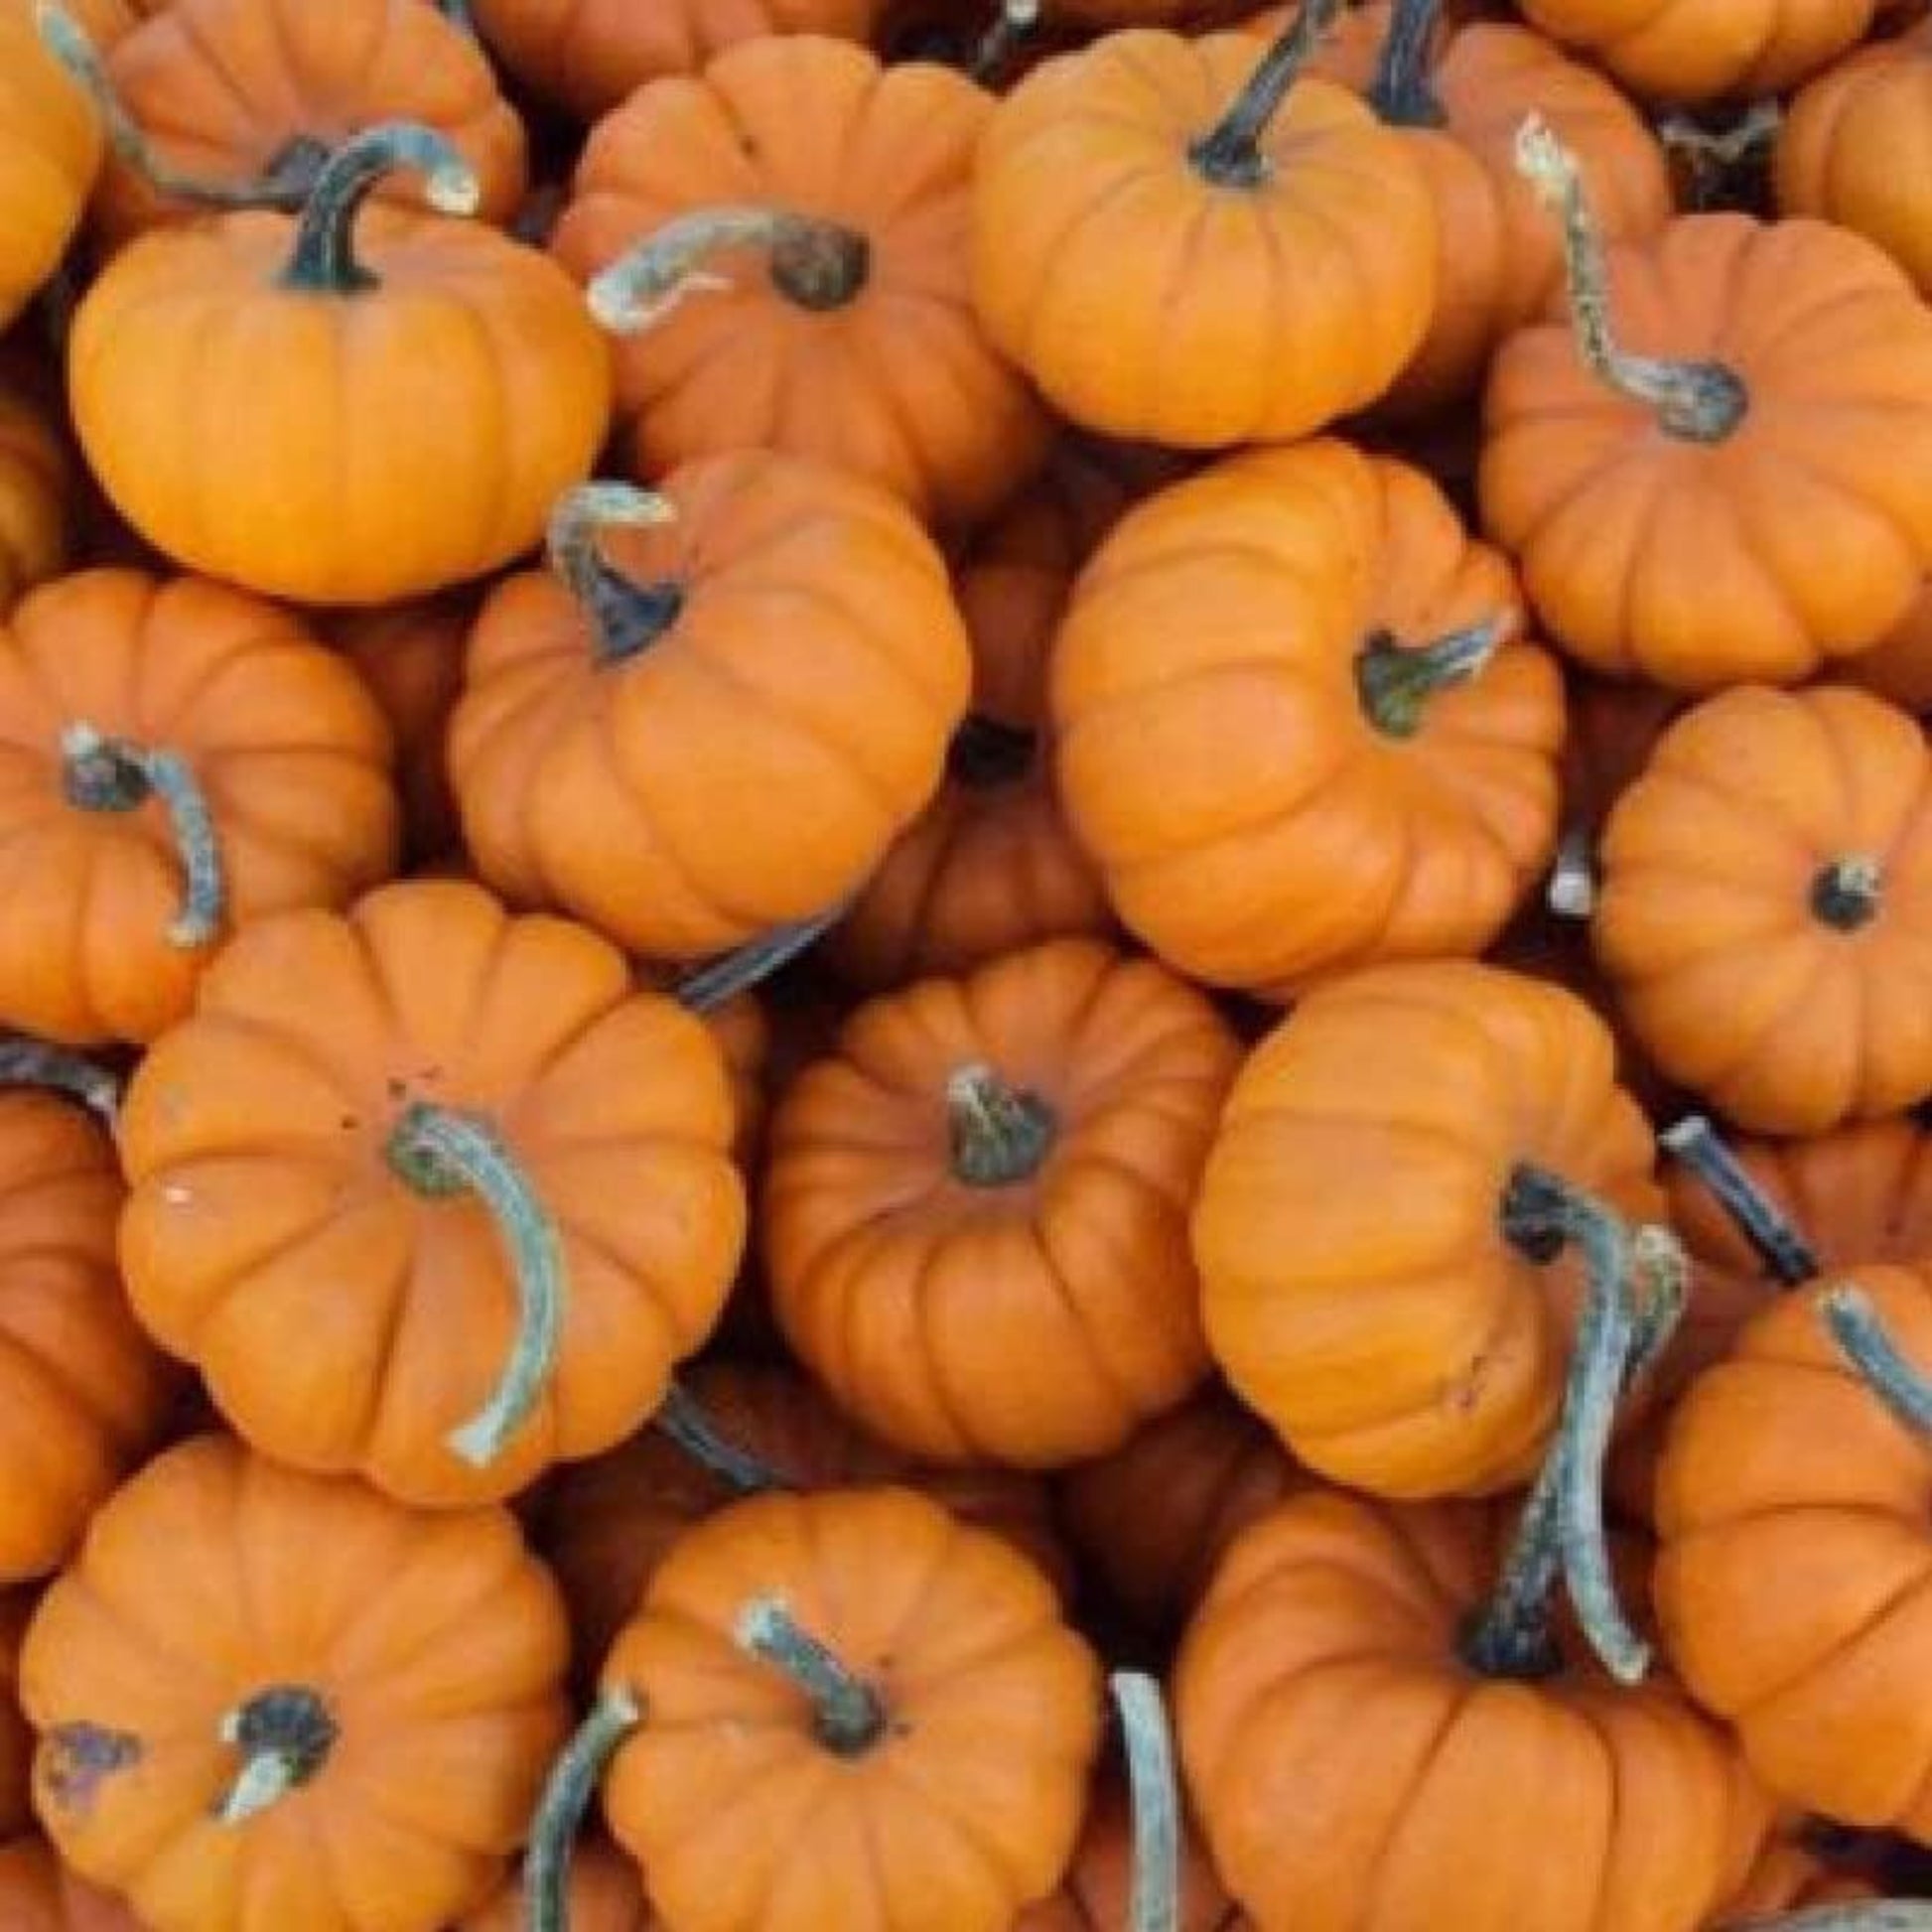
[948,714,1037,789]
[947,1064,1056,1187]
[545,483,684,667]
[1190,0,1343,188]
[736,1596,887,1756]
[279,122,480,295]
[1661,1114,1816,1287]
[970,0,1039,84]
[1726,1908,1932,1931]
[1356,615,1509,741]
[1111,1671,1179,1932]
[673,902,845,1015]
[0,1036,119,1125]
[1822,1287,1932,1439]
[1547,826,1597,920]
[1623,1222,1690,1388]
[1656,100,1781,213]
[1812,856,1883,932]
[653,1380,791,1493]
[1514,114,1746,443]
[62,723,223,949]
[214,1687,337,1825]
[386,1103,564,1468]
[526,1688,642,1932]
[1366,0,1446,127]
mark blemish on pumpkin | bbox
[43,1722,141,1815]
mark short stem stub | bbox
[1823,1286,1932,1439]
[1190,0,1342,188]
[736,1596,887,1757]
[673,901,846,1014]
[1662,1114,1816,1287]
[1356,615,1509,740]
[970,0,1039,84]
[1515,113,1747,443]
[1366,0,1446,127]
[1812,856,1882,932]
[1656,99,1781,213]
[0,1036,120,1124]
[214,1686,337,1825]
[525,1687,643,1932]
[386,1102,564,1467]
[947,714,1037,788]
[1111,1671,1180,1932]
[653,1380,792,1493]
[546,483,685,666]
[947,1063,1057,1187]
[1547,825,1598,920]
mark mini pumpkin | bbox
[1843,583,1932,716]
[0,380,70,620]
[22,1433,570,1932]
[0,1839,143,1931]
[0,0,100,332]
[117,879,747,1506]
[765,937,1241,1466]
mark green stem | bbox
[1623,1222,1690,1387]
[653,1380,791,1493]
[434,0,478,32]
[673,903,845,1014]
[525,1689,643,1932]
[545,483,685,666]
[214,1687,337,1826]
[736,1597,886,1757]
[1812,856,1883,932]
[1661,1114,1816,1287]
[947,1064,1056,1188]
[1356,615,1509,740]
[386,1102,564,1468]
[1547,825,1597,920]
[1190,0,1343,187]
[969,0,1039,84]
[1725,1908,1932,1931]
[1111,1672,1179,1932]
[1366,0,1446,127]
[1822,1287,1932,1438]
[0,1036,120,1124]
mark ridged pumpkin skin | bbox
[1054,440,1564,997]
[461,1836,654,1931]
[1595,686,1932,1136]
[971,32,1436,447]
[450,451,969,961]
[117,880,747,1507]
[0,383,70,621]
[0,569,399,1046]
[0,0,100,331]
[601,1486,1102,1932]
[1655,1265,1932,1836]
[1482,214,1932,689]
[22,1435,570,1932]
[1177,1491,1770,1932]
[765,938,1241,1466]
[92,0,528,245]
[1194,961,1662,1498]
[0,1840,143,1931]
[1,1589,34,1834]
[552,38,1048,532]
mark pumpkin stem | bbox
[588,207,872,337]
[1366,0,1446,127]
[1356,614,1511,741]
[970,0,1040,85]
[653,1380,791,1493]
[1190,0,1343,188]
[386,1102,564,1468]
[213,1686,337,1826]
[1727,1903,1932,1930]
[525,1687,643,1932]
[1112,1671,1180,1932]
[947,1063,1057,1187]
[0,1036,120,1124]
[546,483,685,667]
[948,714,1037,788]
[1656,99,1780,213]
[1623,1220,1690,1386]
[1661,1114,1816,1287]
[1514,113,1747,443]
[61,723,224,949]
[1812,856,1883,932]
[673,902,846,1015]
[434,0,477,32]
[736,1596,887,1757]
[1547,825,1597,919]
[279,122,480,296]
[1822,1286,1932,1439]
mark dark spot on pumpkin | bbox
[42,1722,141,1816]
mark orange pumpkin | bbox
[1482,121,1932,690]
[971,7,1437,446]
[460,1834,655,1929]
[0,1839,143,1931]
[22,1433,570,1932]
[117,879,747,1507]
[1594,685,1932,1137]
[553,36,1048,533]
[1053,438,1563,997]
[1842,581,1932,715]
[1716,1828,1883,1921]
[0,0,100,332]
[69,123,611,606]
[450,469,968,962]
[765,938,1241,1466]
[1,1588,32,1835]
[0,569,398,1046]
[0,381,70,620]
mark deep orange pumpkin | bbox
[0,1839,144,1931]
[1842,581,1932,715]
[0,0,100,332]
[0,381,70,621]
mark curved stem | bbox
[1656,99,1781,213]
[673,902,845,1015]
[1356,614,1510,741]
[1822,1286,1932,1439]
[62,723,223,949]
[948,1064,1056,1187]
[588,207,871,336]
[0,1036,120,1124]
[214,1687,337,1826]
[736,1596,886,1756]
[1111,1671,1179,1932]
[1514,113,1746,443]
[1547,826,1597,919]
[526,1688,642,1932]
[1367,0,1446,127]
[545,483,684,666]
[970,0,1039,84]
[1190,0,1343,187]
[386,1102,564,1468]
[653,1380,791,1493]
[279,122,480,295]
[1812,856,1883,932]
[1661,1114,1816,1287]
[1623,1222,1690,1387]
[1725,1908,1932,1931]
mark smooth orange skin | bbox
[0,0,101,332]
[1177,1491,1770,1932]
[1842,580,1932,714]
[450,449,970,961]
[0,1840,143,1931]
[1595,686,1932,1136]
[22,1435,571,1932]
[116,880,747,1507]
[1482,214,1932,690]
[92,0,528,246]
[972,33,1436,448]
[1519,0,1871,102]
[0,570,399,1046]
[1195,961,1662,1498]
[459,1835,655,1931]
[0,383,70,620]
[1655,1264,1932,1838]
[69,207,611,607]
[553,39,1047,533]
[765,938,1241,1466]
[1054,440,1565,998]
[601,1486,1102,1932]
[1,1589,33,1835]
[539,1356,1068,1678]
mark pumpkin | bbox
[1482,119,1932,690]
[1842,583,1932,715]
[22,1433,570,1932]
[553,36,1049,534]
[0,1839,143,1931]
[531,1485,1102,1932]
[764,937,1241,1466]
[460,1834,653,1931]
[1053,438,1563,997]
[69,123,611,606]
[0,0,100,333]
[0,568,398,1046]
[116,878,747,1507]
[1,1588,32,1836]
[1593,685,1932,1137]
[970,4,1437,446]
[450,469,968,962]
[0,381,70,621]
